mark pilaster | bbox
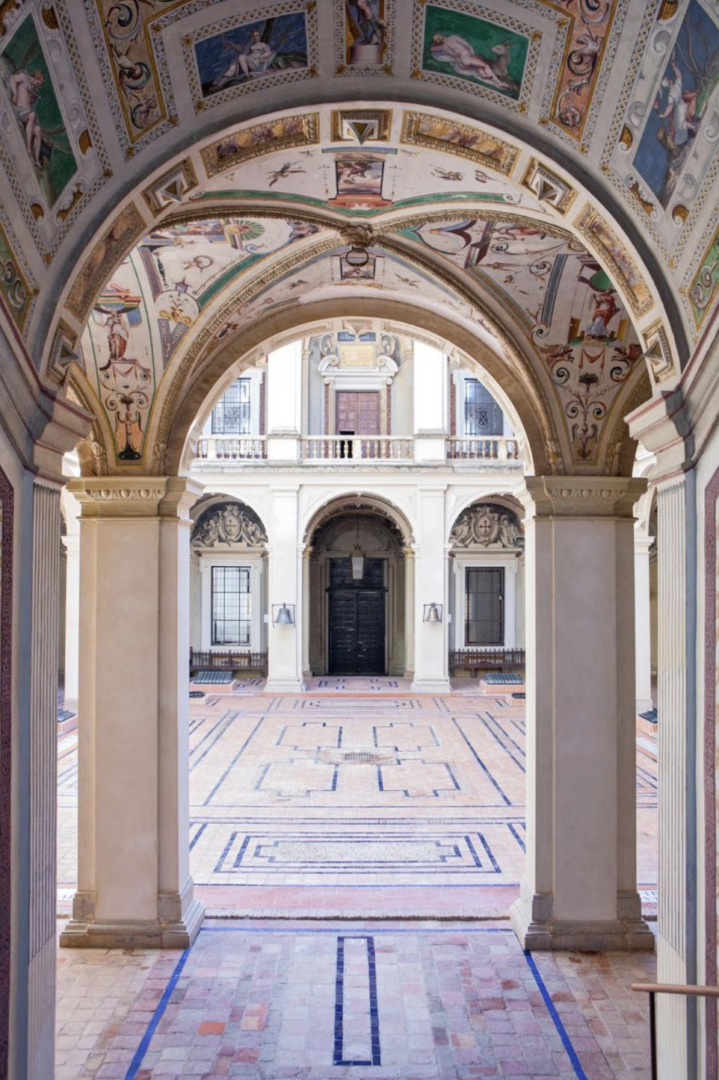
[510,477,653,952]
[60,477,204,949]
[634,532,654,714]
[265,486,305,692]
[411,486,450,693]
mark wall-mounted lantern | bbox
[272,603,296,626]
[423,603,443,624]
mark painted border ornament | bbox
[200,113,319,180]
[400,111,518,176]
[575,205,654,318]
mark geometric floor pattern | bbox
[56,919,656,1080]
[57,683,658,919]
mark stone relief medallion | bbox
[192,503,268,549]
[450,503,524,549]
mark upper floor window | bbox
[212,378,251,435]
[464,380,503,436]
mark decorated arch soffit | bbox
[53,95,668,477]
[0,0,717,361]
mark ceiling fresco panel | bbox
[410,0,543,115]
[65,201,147,323]
[334,0,395,76]
[602,0,719,277]
[0,3,111,261]
[181,2,319,114]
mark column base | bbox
[510,888,654,952]
[410,678,452,694]
[265,677,306,693]
[60,891,205,950]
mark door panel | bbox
[328,557,386,674]
[335,392,380,435]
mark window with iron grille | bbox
[211,378,251,435]
[464,379,504,436]
[465,567,504,645]
[211,566,251,646]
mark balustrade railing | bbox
[195,434,522,465]
[197,436,267,461]
[301,436,414,461]
[446,437,520,461]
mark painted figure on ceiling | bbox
[215,30,275,88]
[348,1,384,46]
[8,68,45,168]
[655,55,699,149]
[429,33,514,91]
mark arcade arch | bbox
[2,31,706,1070]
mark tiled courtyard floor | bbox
[58,682,658,918]
[57,683,658,1078]
[56,919,656,1080]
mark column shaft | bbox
[411,487,450,693]
[60,477,204,949]
[510,477,653,952]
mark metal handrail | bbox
[631,982,719,1079]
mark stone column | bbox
[60,477,204,949]
[265,485,304,692]
[60,487,81,713]
[411,487,450,693]
[634,531,654,714]
[510,477,653,952]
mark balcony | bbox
[193,435,522,467]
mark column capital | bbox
[67,476,203,520]
[519,476,647,519]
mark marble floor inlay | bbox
[57,682,657,918]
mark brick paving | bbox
[56,920,655,1079]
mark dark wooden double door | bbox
[328,557,386,675]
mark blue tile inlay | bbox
[333,935,381,1067]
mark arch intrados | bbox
[303,492,414,549]
[167,298,549,478]
[47,95,684,366]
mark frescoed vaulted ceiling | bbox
[0,0,718,476]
